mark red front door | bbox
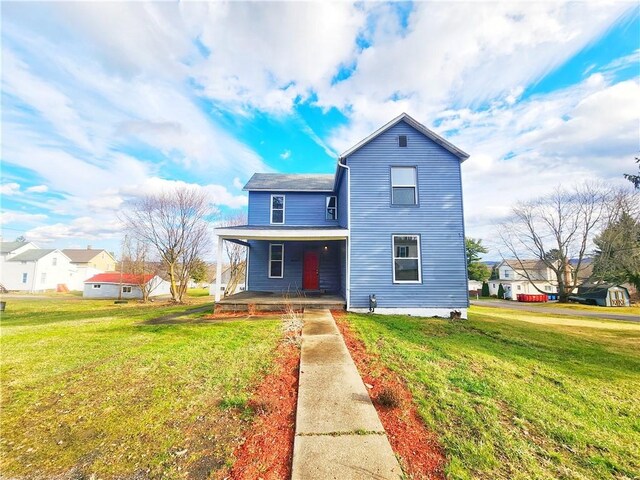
[303,251,319,290]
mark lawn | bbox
[345,306,640,480]
[0,295,282,479]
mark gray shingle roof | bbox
[0,241,29,254]
[243,173,335,192]
[62,249,112,263]
[8,249,55,262]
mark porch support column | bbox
[215,236,223,302]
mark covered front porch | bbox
[214,225,349,307]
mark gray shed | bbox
[576,284,630,307]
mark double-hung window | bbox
[391,167,417,205]
[326,196,337,220]
[392,235,421,283]
[269,244,284,278]
[270,195,285,224]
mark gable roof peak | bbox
[339,112,469,162]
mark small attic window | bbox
[398,135,408,147]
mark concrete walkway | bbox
[471,299,639,322]
[292,309,402,480]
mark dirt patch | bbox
[144,311,290,324]
[220,330,301,479]
[332,310,446,480]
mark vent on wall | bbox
[398,135,408,147]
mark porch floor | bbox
[215,290,346,312]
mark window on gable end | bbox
[398,135,408,147]
[391,167,417,205]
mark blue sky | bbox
[1,2,639,259]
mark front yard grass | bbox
[345,306,640,480]
[0,296,281,479]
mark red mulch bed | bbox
[332,310,446,480]
[222,340,300,479]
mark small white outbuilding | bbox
[83,272,171,299]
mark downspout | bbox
[337,159,351,310]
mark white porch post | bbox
[215,236,223,302]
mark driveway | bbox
[471,299,639,323]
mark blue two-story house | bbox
[214,113,470,318]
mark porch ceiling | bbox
[215,225,349,241]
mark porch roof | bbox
[215,225,349,241]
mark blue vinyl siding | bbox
[247,240,342,293]
[248,192,340,226]
[346,120,468,309]
[336,168,348,229]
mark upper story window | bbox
[326,196,337,220]
[270,194,285,224]
[398,135,408,147]
[392,235,421,283]
[391,167,417,205]
[52,257,57,266]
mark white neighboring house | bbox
[62,247,117,290]
[1,241,39,291]
[83,272,171,299]
[488,260,572,299]
[1,247,74,292]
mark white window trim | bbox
[326,195,338,221]
[268,243,284,278]
[122,286,132,293]
[392,234,422,284]
[270,194,285,225]
[391,167,417,205]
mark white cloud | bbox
[321,2,632,152]
[0,183,21,196]
[119,177,247,209]
[190,2,366,114]
[0,210,48,225]
[25,185,48,193]
[24,216,123,244]
[452,75,639,256]
[233,177,244,190]
[280,149,291,160]
[2,1,637,258]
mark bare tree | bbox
[121,186,213,303]
[121,237,162,302]
[219,214,247,297]
[498,183,610,302]
[591,188,640,289]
